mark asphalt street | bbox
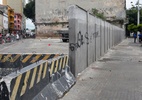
[60,38,142,100]
[0,38,69,54]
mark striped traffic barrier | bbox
[9,60,49,100]
[34,55,76,100]
[0,55,76,100]
[49,55,68,78]
[0,54,60,77]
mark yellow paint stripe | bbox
[11,75,22,100]
[1,54,12,62]
[54,54,59,59]
[42,55,50,60]
[30,55,42,63]
[62,57,66,69]
[37,64,43,83]
[42,62,48,79]
[29,67,37,89]
[11,54,21,62]
[59,58,63,70]
[54,59,59,73]
[0,55,2,60]
[66,56,69,66]
[22,55,32,63]
[50,61,55,76]
[20,71,30,96]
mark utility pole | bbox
[131,0,141,25]
[137,0,140,25]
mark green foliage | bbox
[23,0,35,22]
[92,8,106,20]
[137,24,142,32]
[126,7,142,25]
[127,24,138,32]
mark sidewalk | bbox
[60,38,142,100]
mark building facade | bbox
[0,5,8,34]
[7,5,14,32]
[0,10,3,33]
[3,0,23,14]
[3,0,26,31]
[36,0,126,34]
[3,13,8,33]
[14,13,22,31]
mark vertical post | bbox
[137,0,140,38]
[86,11,89,67]
[137,0,140,25]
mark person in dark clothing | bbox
[133,33,137,43]
[138,33,142,43]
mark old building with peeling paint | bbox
[35,0,126,35]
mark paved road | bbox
[0,38,69,54]
[60,38,142,100]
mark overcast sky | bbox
[126,0,142,9]
[0,0,141,29]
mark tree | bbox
[92,8,106,20]
[126,7,142,37]
[137,24,142,32]
[127,24,138,33]
[23,0,35,22]
[126,7,142,25]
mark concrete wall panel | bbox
[68,5,125,76]
[104,22,108,53]
[100,20,105,56]
[69,5,88,76]
[95,19,101,60]
[88,14,96,65]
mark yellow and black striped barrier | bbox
[0,54,60,68]
[0,54,75,100]
[9,61,49,100]
[49,55,69,76]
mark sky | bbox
[126,0,142,9]
[0,0,141,29]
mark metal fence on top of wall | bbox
[68,5,125,76]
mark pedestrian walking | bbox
[138,32,142,46]
[133,32,137,43]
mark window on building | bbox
[14,21,16,23]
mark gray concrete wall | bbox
[36,0,126,23]
[69,5,125,76]
[68,6,88,75]
[100,20,105,56]
[35,0,126,34]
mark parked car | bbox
[57,28,69,42]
